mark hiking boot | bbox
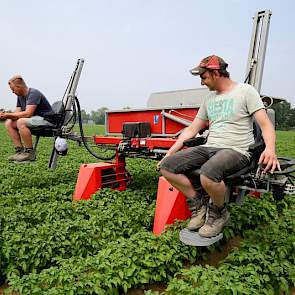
[198,204,229,238]
[8,147,24,161]
[186,196,209,231]
[14,148,36,162]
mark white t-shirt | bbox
[196,83,264,157]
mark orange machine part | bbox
[153,176,191,235]
[73,161,129,201]
[73,163,115,201]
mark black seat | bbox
[30,100,66,150]
[223,121,265,185]
[29,100,73,169]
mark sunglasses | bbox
[200,69,214,80]
[200,72,207,80]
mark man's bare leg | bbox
[16,118,33,148]
[161,168,209,230]
[160,169,197,199]
[4,119,22,147]
[200,175,226,207]
[11,118,36,162]
[198,174,229,237]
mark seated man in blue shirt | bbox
[0,75,53,162]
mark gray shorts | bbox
[160,146,250,182]
[26,116,54,128]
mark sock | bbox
[15,146,23,152]
[24,147,33,153]
[187,195,201,211]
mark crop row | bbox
[162,197,295,295]
[6,194,282,294]
[1,126,295,294]
[0,189,155,276]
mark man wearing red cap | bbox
[158,55,280,238]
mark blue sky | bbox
[1,0,294,112]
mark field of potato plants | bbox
[0,123,294,295]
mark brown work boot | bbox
[8,146,24,161]
[198,204,229,238]
[186,196,209,231]
[14,148,36,162]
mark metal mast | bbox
[63,58,85,111]
[245,10,272,92]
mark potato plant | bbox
[0,123,294,294]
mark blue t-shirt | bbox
[16,88,52,117]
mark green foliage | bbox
[272,101,295,130]
[0,125,294,294]
[7,230,199,295]
[0,189,156,277]
[276,130,295,158]
[78,107,109,125]
[90,107,108,125]
[164,198,295,295]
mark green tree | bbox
[80,109,90,122]
[90,107,108,124]
[272,101,295,129]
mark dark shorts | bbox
[160,146,250,182]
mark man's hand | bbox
[156,157,165,171]
[0,112,7,119]
[258,148,280,173]
[156,154,171,171]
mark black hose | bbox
[74,96,116,161]
[244,67,252,84]
[63,101,77,133]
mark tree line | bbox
[80,107,108,125]
[271,101,295,130]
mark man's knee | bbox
[16,118,29,129]
[160,168,183,185]
[4,119,11,129]
[200,174,216,189]
[160,167,173,179]
[4,119,16,129]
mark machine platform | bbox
[179,229,223,247]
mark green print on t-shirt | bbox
[207,98,234,121]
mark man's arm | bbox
[0,107,20,119]
[157,116,207,169]
[166,117,207,156]
[253,109,280,173]
[0,105,37,120]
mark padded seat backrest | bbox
[224,108,275,184]
[51,100,65,115]
[253,108,275,143]
[31,100,66,148]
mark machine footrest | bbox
[179,228,223,246]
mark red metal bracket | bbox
[153,176,191,235]
[73,152,130,201]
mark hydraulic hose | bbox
[74,96,116,161]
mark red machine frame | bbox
[73,107,197,201]
[73,10,283,236]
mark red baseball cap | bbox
[190,55,228,75]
